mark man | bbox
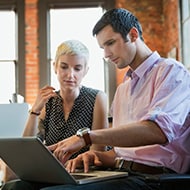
[2,8,190,190]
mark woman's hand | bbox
[32,85,57,113]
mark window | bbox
[0,0,25,103]
[50,7,104,91]
[38,0,116,108]
[180,0,190,69]
[0,11,15,103]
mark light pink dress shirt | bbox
[111,51,190,173]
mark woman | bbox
[24,39,108,155]
[3,40,108,184]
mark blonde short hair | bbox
[54,40,89,67]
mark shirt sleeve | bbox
[142,60,190,142]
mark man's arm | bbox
[48,120,167,164]
[90,120,167,147]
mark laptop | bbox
[0,103,29,137]
[0,137,128,185]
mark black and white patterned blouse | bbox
[38,86,99,158]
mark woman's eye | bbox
[75,68,81,71]
[61,66,68,69]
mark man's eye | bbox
[107,40,115,46]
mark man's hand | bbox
[65,150,103,173]
[48,135,86,164]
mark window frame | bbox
[0,0,25,97]
[180,0,190,69]
[38,0,116,109]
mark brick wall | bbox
[163,0,180,60]
[115,0,180,85]
[24,0,180,104]
[25,0,39,105]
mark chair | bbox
[140,167,190,189]
[159,172,190,189]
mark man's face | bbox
[96,25,136,69]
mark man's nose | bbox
[104,48,112,59]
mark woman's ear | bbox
[84,66,89,76]
[53,62,57,74]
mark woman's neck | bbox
[60,87,80,103]
[60,87,81,120]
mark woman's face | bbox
[54,54,88,90]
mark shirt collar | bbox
[126,51,161,80]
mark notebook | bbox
[0,137,128,185]
[0,103,29,137]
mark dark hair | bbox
[92,8,144,41]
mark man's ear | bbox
[129,27,138,42]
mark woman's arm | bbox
[22,108,45,136]
[90,91,108,151]
[22,85,57,137]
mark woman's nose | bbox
[67,69,74,78]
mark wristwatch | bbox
[29,109,41,116]
[76,127,92,147]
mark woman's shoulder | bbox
[46,90,62,106]
[81,86,106,98]
[81,85,99,93]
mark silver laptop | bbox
[0,103,29,137]
[0,137,128,185]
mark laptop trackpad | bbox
[71,170,128,184]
